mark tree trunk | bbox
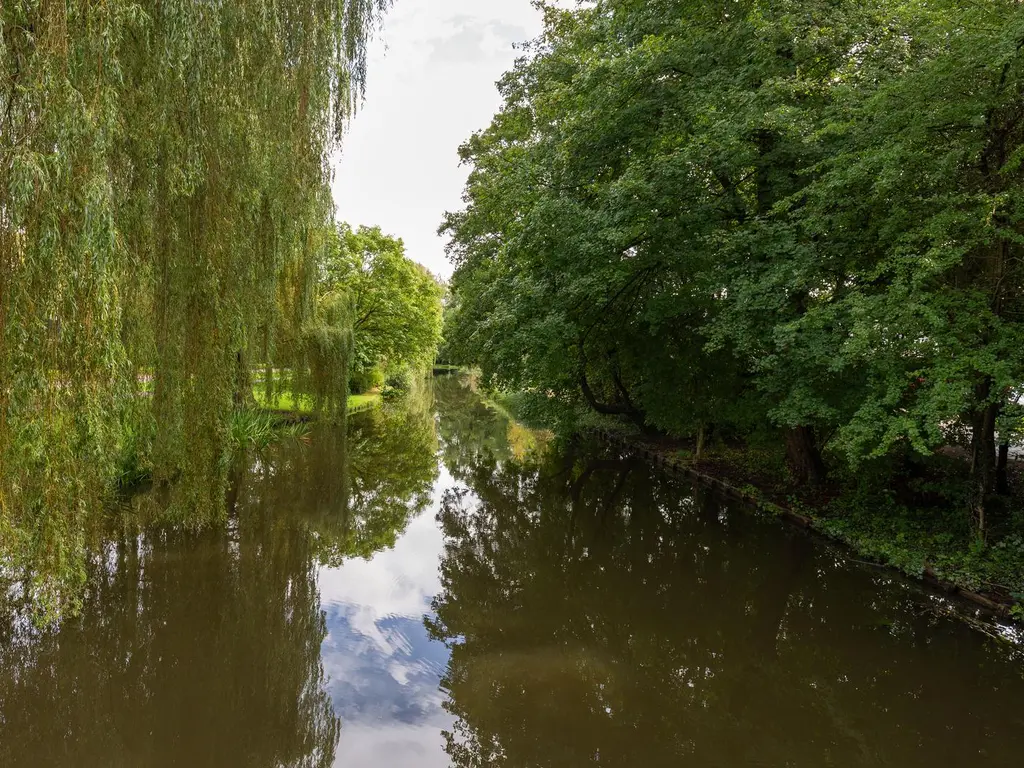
[695,423,714,461]
[233,349,255,409]
[996,440,1010,495]
[578,369,646,430]
[970,396,999,539]
[785,426,826,486]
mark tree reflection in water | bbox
[0,386,440,768]
[248,380,439,566]
[428,378,1024,768]
[0,487,341,767]
[2,377,1022,767]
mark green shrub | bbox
[114,419,155,489]
[386,368,414,391]
[229,410,310,452]
[350,365,385,394]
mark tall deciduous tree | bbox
[325,223,444,383]
[443,0,1024,535]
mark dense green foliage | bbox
[442,0,1024,539]
[1,0,390,618]
[322,223,445,390]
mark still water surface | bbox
[1,376,1023,766]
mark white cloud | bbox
[316,465,455,643]
[333,722,452,768]
[332,0,545,279]
[315,464,466,766]
[426,16,529,64]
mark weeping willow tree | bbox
[0,0,390,620]
[301,285,358,425]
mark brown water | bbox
[1,376,1022,767]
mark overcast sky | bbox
[331,0,545,280]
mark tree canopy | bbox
[324,223,444,385]
[442,0,1024,535]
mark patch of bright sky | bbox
[317,462,460,766]
[331,0,546,279]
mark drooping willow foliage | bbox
[301,289,357,426]
[1,0,390,619]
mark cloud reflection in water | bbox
[317,469,456,767]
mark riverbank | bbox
[483,388,1024,625]
[252,389,381,419]
[592,424,1024,624]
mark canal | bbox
[1,375,1022,766]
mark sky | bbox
[331,0,546,280]
[318,464,457,767]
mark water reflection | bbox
[436,376,518,477]
[1,376,1023,767]
[428,384,1024,767]
[0,389,441,767]
[0,494,340,767]
[315,388,453,766]
[318,507,453,767]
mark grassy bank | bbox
[252,388,381,416]
[113,389,381,492]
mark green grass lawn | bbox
[252,388,380,415]
[347,393,380,411]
